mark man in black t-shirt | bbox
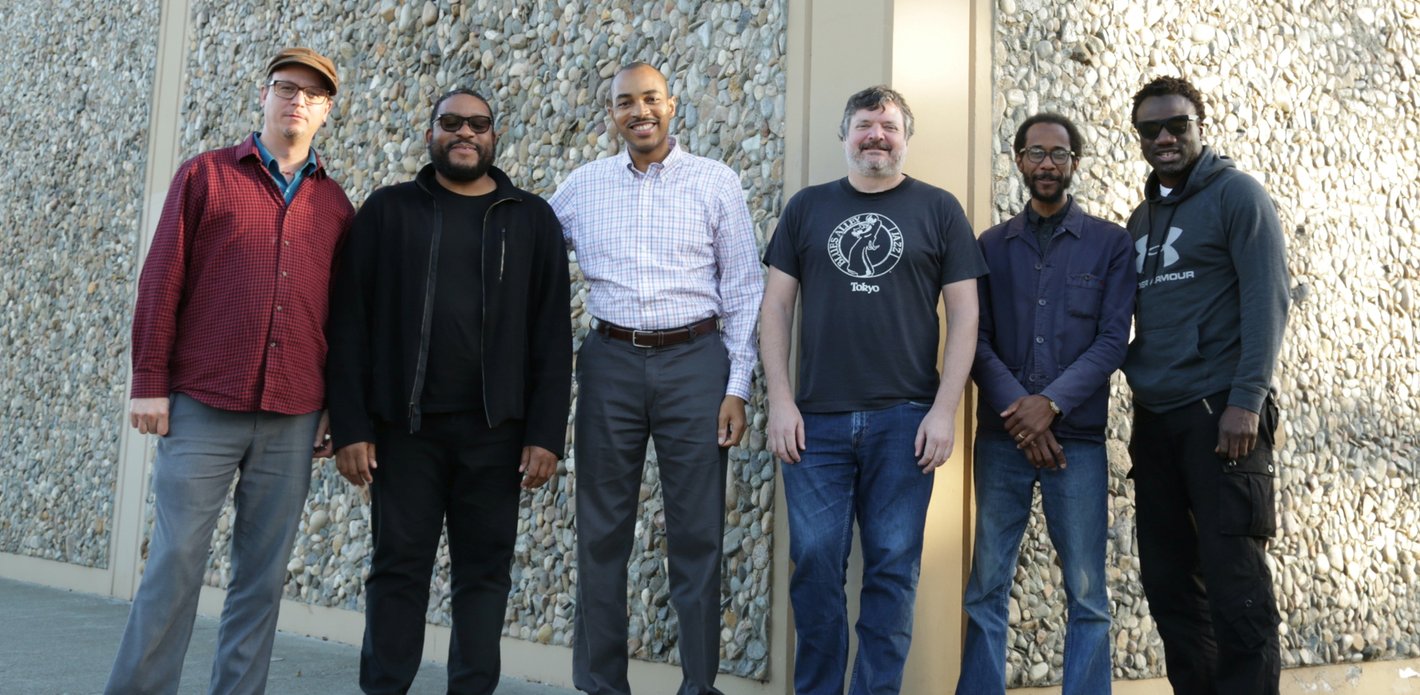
[325,89,572,694]
[759,85,986,695]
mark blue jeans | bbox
[781,401,934,695]
[956,434,1111,695]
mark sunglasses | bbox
[435,114,493,134]
[1134,114,1199,139]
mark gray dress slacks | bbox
[571,330,729,695]
[106,394,319,695]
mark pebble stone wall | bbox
[0,2,158,566]
[169,0,785,679]
[991,0,1420,686]
[9,0,1417,688]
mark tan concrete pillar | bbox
[889,0,994,690]
[111,0,192,601]
[779,0,991,690]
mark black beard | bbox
[1027,173,1070,204]
[430,140,494,182]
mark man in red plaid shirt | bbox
[107,47,354,694]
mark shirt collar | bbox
[1024,200,1065,229]
[251,132,319,177]
[619,135,684,177]
[1007,196,1083,239]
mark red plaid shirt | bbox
[131,135,354,414]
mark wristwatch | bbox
[1046,398,1061,416]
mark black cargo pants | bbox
[1129,392,1282,695]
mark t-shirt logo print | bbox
[827,213,904,279]
[1135,226,1183,273]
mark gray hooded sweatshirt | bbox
[1123,146,1290,413]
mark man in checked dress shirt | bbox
[549,62,763,695]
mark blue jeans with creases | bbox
[781,401,934,695]
[956,434,1111,695]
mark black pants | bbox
[361,412,524,695]
[1130,393,1281,695]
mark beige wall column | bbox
[780,0,896,688]
[779,0,990,690]
[779,0,892,689]
[890,0,994,691]
[110,0,192,601]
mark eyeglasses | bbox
[1134,114,1199,139]
[266,79,331,105]
[1020,146,1076,165]
[435,114,494,134]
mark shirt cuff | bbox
[1038,389,1067,418]
[726,370,752,402]
[131,373,169,400]
[1227,385,1267,414]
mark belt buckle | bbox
[631,329,656,348]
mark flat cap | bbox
[266,47,338,95]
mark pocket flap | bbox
[1223,447,1276,476]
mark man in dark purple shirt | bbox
[955,113,1135,695]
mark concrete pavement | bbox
[0,577,576,694]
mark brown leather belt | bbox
[594,316,719,348]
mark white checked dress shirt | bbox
[550,138,763,399]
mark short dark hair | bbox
[430,88,493,125]
[1013,112,1084,157]
[1131,76,1207,124]
[838,85,915,140]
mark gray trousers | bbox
[571,330,729,695]
[106,394,320,695]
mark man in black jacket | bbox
[325,88,572,695]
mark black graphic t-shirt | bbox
[763,176,987,412]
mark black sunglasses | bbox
[435,114,493,134]
[1134,114,1199,139]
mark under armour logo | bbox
[1136,227,1183,272]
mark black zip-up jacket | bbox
[326,164,572,456]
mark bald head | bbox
[609,62,669,105]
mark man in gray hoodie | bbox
[1123,76,1290,694]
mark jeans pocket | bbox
[1218,449,1277,537]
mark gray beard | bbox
[848,150,903,179]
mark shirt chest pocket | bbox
[665,204,715,259]
[1065,272,1103,319]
